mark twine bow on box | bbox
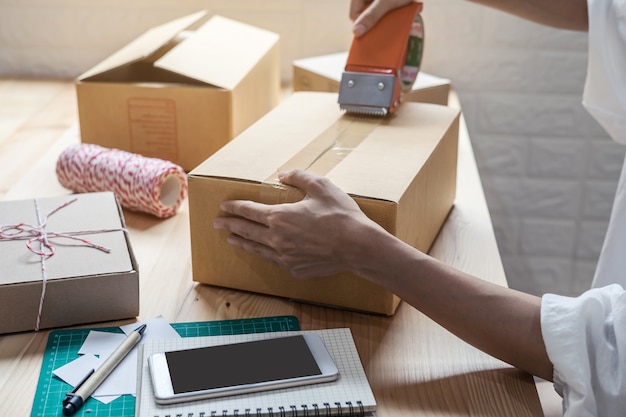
[0,197,126,331]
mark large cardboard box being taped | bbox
[293,52,450,106]
[188,92,459,315]
[0,192,139,334]
[76,11,280,171]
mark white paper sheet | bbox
[52,316,182,404]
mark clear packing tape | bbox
[261,114,385,201]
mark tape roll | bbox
[400,13,425,92]
[56,144,188,218]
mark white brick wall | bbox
[0,0,354,82]
[1,0,622,297]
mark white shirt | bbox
[588,0,626,288]
[542,285,626,416]
[541,0,626,415]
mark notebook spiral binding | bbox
[160,400,367,417]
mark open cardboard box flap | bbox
[79,11,279,90]
[79,11,208,81]
[157,15,279,90]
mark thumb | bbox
[278,169,333,198]
[352,0,387,37]
[278,169,317,189]
[352,0,414,37]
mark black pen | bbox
[62,324,147,416]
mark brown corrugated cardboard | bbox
[0,192,139,334]
[293,52,450,106]
[188,92,459,315]
[76,11,280,171]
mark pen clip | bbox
[62,368,94,405]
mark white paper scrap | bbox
[52,316,182,404]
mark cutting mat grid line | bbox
[30,316,300,417]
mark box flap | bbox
[190,92,340,183]
[78,11,208,81]
[294,52,348,80]
[190,92,459,203]
[155,15,279,90]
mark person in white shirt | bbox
[213,0,626,415]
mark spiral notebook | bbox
[135,328,376,417]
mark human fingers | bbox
[219,200,271,226]
[213,215,271,247]
[226,231,344,280]
[349,0,371,21]
[220,218,339,276]
[352,0,416,37]
[278,170,363,214]
[277,169,337,197]
[224,232,278,264]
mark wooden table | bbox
[0,79,543,416]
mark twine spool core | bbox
[161,174,183,208]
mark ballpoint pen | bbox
[62,324,147,416]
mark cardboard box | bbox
[0,192,139,334]
[188,92,459,315]
[76,11,280,171]
[293,52,450,106]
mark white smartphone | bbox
[148,333,339,404]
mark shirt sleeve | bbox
[541,284,626,416]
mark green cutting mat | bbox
[30,316,300,417]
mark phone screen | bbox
[165,335,322,394]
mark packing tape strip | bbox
[259,115,383,202]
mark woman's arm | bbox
[350,0,588,36]
[467,0,588,31]
[214,169,553,381]
[355,224,552,380]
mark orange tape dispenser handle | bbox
[338,2,424,116]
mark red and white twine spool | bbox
[56,144,188,218]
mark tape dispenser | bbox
[338,2,424,116]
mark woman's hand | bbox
[213,170,383,279]
[350,0,417,36]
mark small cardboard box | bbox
[188,92,459,315]
[293,52,450,106]
[0,192,139,334]
[76,11,281,171]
